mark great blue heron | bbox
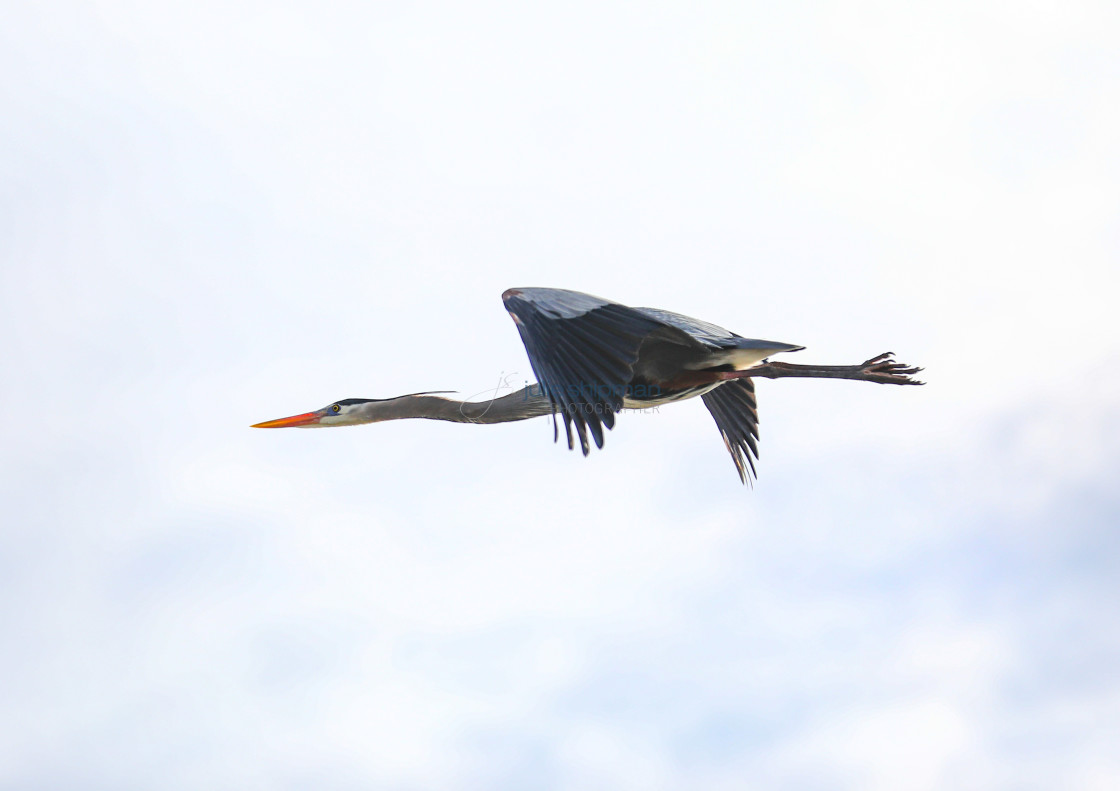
[253,287,923,483]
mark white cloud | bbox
[2,1,1119,788]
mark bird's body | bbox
[618,305,798,408]
[253,287,922,483]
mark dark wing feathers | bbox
[505,287,768,483]
[701,379,760,484]
[503,288,665,455]
[632,307,736,346]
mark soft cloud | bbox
[2,1,1118,789]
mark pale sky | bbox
[2,2,1119,789]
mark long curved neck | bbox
[355,385,556,425]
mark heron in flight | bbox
[253,287,922,483]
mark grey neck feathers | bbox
[356,385,556,425]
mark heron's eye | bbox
[331,404,341,413]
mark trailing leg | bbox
[720,352,924,386]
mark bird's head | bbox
[251,398,377,429]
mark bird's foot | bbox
[857,352,925,385]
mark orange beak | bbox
[250,411,322,428]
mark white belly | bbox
[623,383,720,409]
[685,348,773,371]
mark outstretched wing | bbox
[701,379,760,484]
[502,287,666,455]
